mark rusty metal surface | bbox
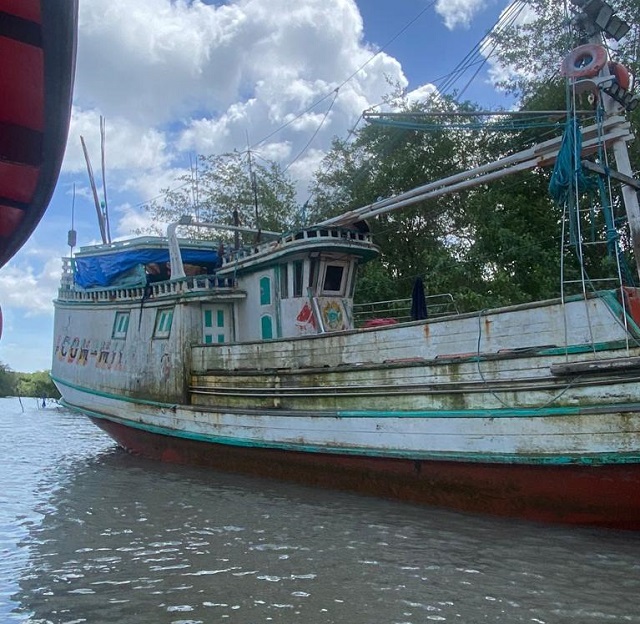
[92,416,640,530]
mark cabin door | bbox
[202,305,232,344]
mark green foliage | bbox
[138,151,300,244]
[0,364,59,399]
[307,2,640,310]
[0,362,16,397]
[308,94,574,310]
[16,371,60,400]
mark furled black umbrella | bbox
[410,277,428,321]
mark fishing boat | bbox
[52,1,640,529]
[0,0,78,336]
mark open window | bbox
[293,260,304,297]
[321,261,349,296]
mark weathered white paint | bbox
[57,382,640,458]
[52,227,640,467]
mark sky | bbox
[0,0,519,372]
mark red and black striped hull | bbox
[0,0,77,268]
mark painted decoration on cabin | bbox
[321,300,344,331]
[295,302,317,334]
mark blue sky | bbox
[0,0,516,373]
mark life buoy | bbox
[562,44,608,79]
[609,61,631,91]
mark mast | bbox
[80,135,107,245]
[100,116,111,244]
[567,0,640,281]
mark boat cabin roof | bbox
[72,226,379,290]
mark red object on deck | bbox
[363,318,398,328]
[0,0,78,268]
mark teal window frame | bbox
[154,307,174,338]
[260,276,272,305]
[112,311,130,339]
[261,314,273,339]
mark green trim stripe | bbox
[52,374,640,420]
[59,399,640,466]
[51,374,177,409]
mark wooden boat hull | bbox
[51,242,640,530]
[87,411,640,530]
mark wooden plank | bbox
[551,356,640,376]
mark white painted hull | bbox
[52,273,640,527]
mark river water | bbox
[1,397,639,624]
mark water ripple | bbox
[1,398,640,623]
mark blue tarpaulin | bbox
[74,248,221,288]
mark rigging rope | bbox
[548,116,594,206]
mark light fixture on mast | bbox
[571,0,630,41]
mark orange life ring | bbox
[609,61,631,90]
[562,44,608,79]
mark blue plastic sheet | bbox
[74,248,220,288]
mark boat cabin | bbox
[60,223,380,346]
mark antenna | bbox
[67,183,77,253]
[246,131,261,242]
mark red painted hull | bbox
[91,417,640,530]
[0,0,77,268]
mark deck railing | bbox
[353,293,458,326]
[57,272,238,303]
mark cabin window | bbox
[348,263,357,297]
[260,276,272,305]
[112,311,130,339]
[261,314,273,340]
[322,263,347,295]
[203,305,231,344]
[280,264,289,299]
[293,260,304,297]
[308,258,318,290]
[154,307,174,338]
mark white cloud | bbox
[484,2,538,90]
[406,83,439,104]
[435,0,491,30]
[8,0,498,372]
[0,258,61,317]
[112,203,162,238]
[67,0,408,211]
[64,108,171,174]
